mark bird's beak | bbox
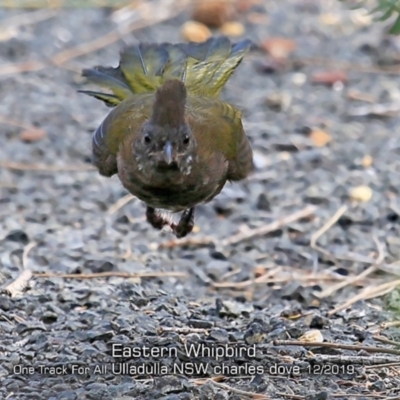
[163,141,173,165]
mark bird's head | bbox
[133,80,197,178]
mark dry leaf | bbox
[262,37,296,59]
[311,299,321,307]
[192,225,200,233]
[192,0,236,28]
[219,21,245,37]
[349,186,373,202]
[237,0,257,12]
[254,265,268,277]
[361,155,373,168]
[20,128,47,142]
[320,13,341,26]
[299,330,324,343]
[312,70,347,85]
[309,129,332,147]
[181,21,211,42]
[346,89,376,103]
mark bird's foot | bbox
[146,207,171,230]
[146,206,195,238]
[171,207,195,238]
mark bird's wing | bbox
[91,94,153,176]
[226,122,254,181]
[187,97,253,181]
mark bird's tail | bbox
[80,36,252,107]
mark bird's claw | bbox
[173,207,195,238]
[146,206,195,238]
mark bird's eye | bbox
[183,135,190,145]
[144,134,152,144]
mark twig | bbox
[310,204,348,263]
[332,395,389,399]
[273,340,400,356]
[274,394,303,400]
[32,271,187,279]
[4,270,32,298]
[158,236,215,249]
[0,60,47,76]
[298,56,400,76]
[364,284,398,300]
[192,375,226,385]
[22,242,37,269]
[158,326,210,335]
[318,264,377,299]
[0,116,41,131]
[365,362,400,370]
[159,205,317,249]
[211,271,344,289]
[108,194,135,215]
[0,161,95,172]
[247,170,278,181]
[222,205,316,247]
[0,8,57,30]
[381,321,400,329]
[373,336,400,347]
[209,380,270,399]
[318,235,386,298]
[379,261,400,277]
[309,354,400,365]
[3,242,37,297]
[328,279,400,316]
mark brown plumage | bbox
[81,37,253,237]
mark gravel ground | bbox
[1,1,400,399]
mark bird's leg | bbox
[172,207,195,238]
[146,206,195,238]
[146,206,170,230]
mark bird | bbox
[80,36,253,238]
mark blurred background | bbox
[2,0,400,398]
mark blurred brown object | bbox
[219,21,245,37]
[20,128,47,143]
[361,155,373,168]
[311,70,347,86]
[309,128,332,147]
[349,186,373,203]
[181,20,211,42]
[192,0,237,27]
[237,0,259,12]
[262,37,296,60]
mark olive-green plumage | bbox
[81,36,253,237]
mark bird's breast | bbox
[117,155,228,211]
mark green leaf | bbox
[389,13,400,33]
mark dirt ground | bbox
[1,0,400,399]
